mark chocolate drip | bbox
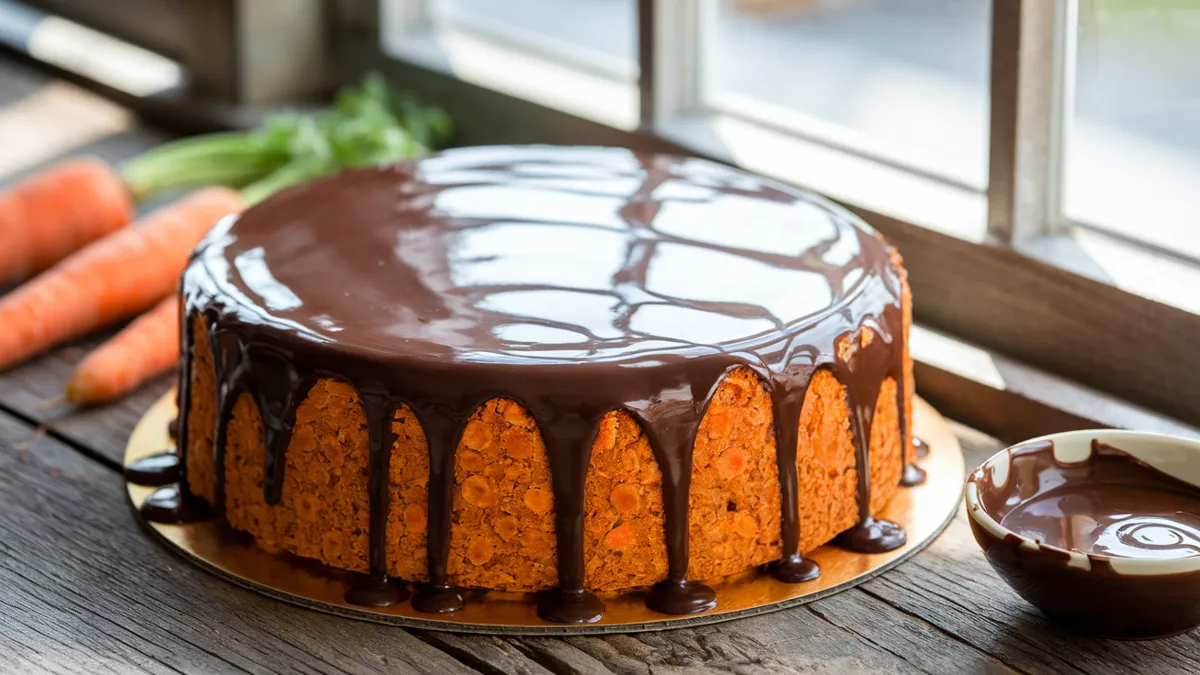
[209,326,246,518]
[641,409,717,614]
[164,147,914,622]
[901,463,928,487]
[768,357,822,583]
[894,359,923,489]
[412,406,469,613]
[832,311,908,554]
[141,296,198,524]
[141,485,212,523]
[411,584,466,613]
[126,452,181,486]
[344,387,411,606]
[345,575,409,606]
[530,398,604,623]
[902,436,929,486]
[245,350,306,505]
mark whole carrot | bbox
[65,296,179,404]
[0,186,243,371]
[0,158,133,284]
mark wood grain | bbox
[0,410,479,675]
[0,333,172,467]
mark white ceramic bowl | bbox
[965,429,1200,639]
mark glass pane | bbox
[1067,0,1200,261]
[702,0,991,188]
[431,0,638,78]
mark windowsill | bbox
[1020,226,1200,317]
[911,323,1200,444]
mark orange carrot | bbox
[0,158,134,284]
[66,296,179,405]
[0,187,243,371]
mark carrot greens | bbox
[119,74,452,204]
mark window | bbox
[701,0,992,189]
[381,0,640,128]
[1066,0,1200,262]
[428,0,638,79]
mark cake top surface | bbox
[189,145,895,367]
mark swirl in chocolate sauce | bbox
[990,440,1200,561]
[151,146,913,622]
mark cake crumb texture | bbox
[447,399,558,590]
[584,410,668,591]
[688,367,783,580]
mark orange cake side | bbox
[185,308,910,594]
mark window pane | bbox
[1067,0,1200,261]
[431,0,638,78]
[701,0,991,188]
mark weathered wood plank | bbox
[0,334,172,467]
[415,633,559,675]
[0,411,480,675]
[509,594,1016,675]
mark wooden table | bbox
[2,59,1198,675]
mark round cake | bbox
[146,145,918,623]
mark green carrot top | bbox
[119,74,452,205]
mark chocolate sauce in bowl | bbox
[131,146,918,623]
[970,438,1200,639]
[994,441,1200,561]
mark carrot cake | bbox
[132,145,922,623]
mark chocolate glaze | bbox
[412,584,467,614]
[139,485,212,524]
[343,575,410,607]
[146,146,914,622]
[971,439,1200,639]
[902,436,929,485]
[125,452,181,486]
[901,463,927,487]
[913,436,930,459]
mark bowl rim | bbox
[964,428,1200,576]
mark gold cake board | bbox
[125,392,964,635]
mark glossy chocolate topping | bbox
[971,439,1200,639]
[145,146,914,622]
